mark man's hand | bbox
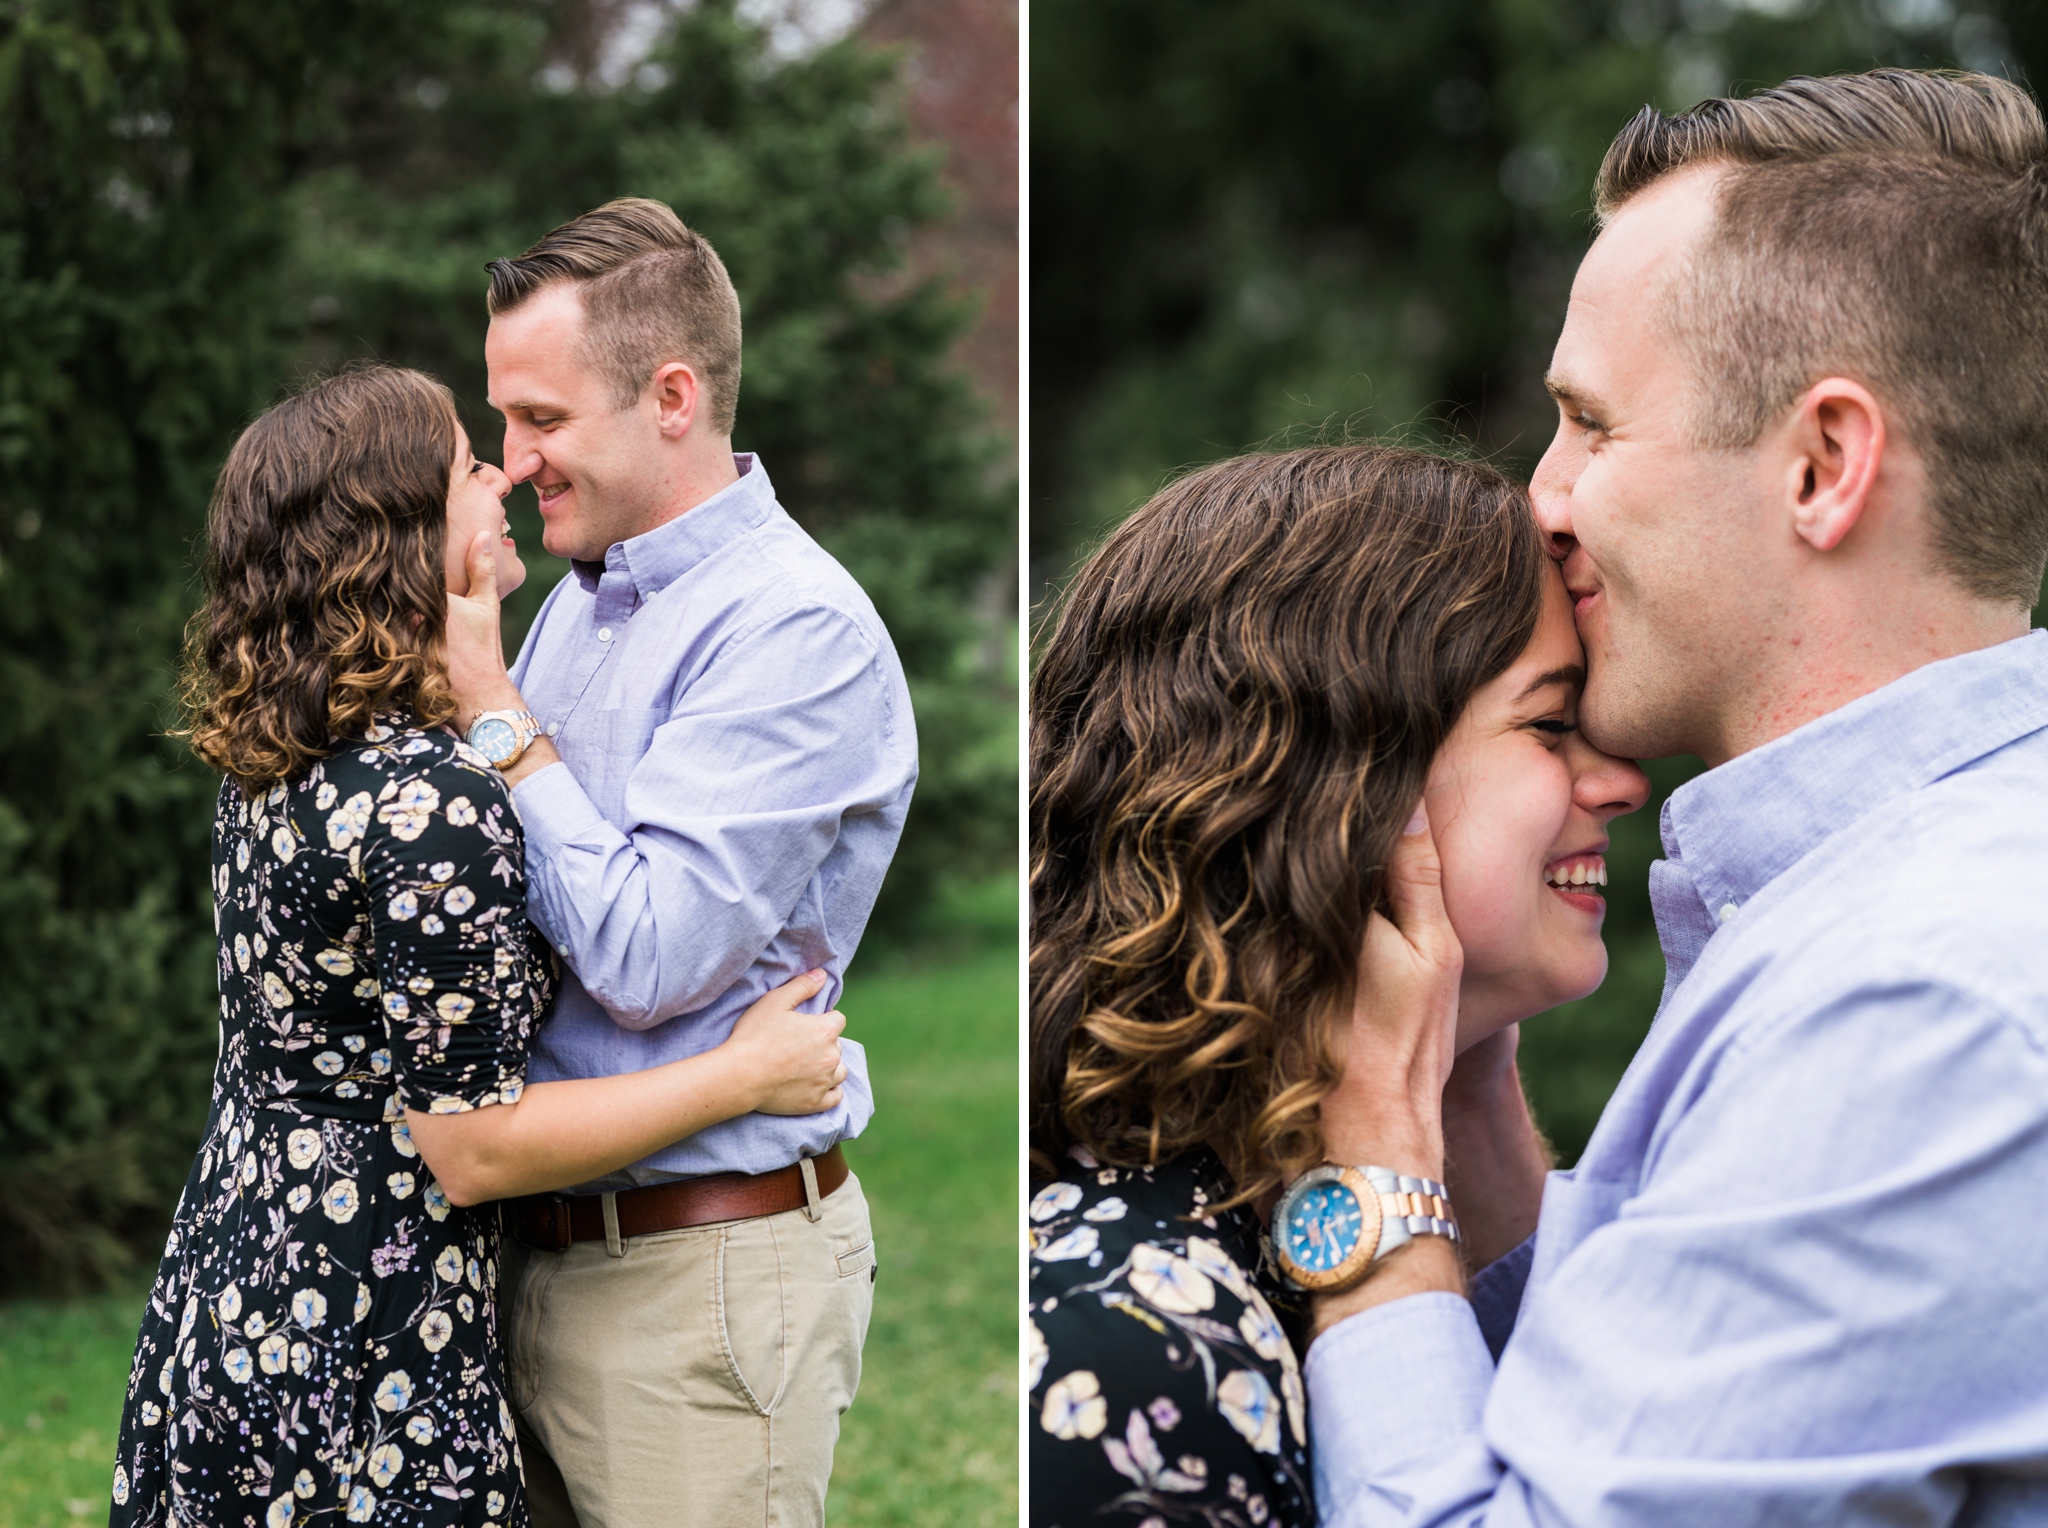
[446,530,561,786]
[1312,801,1468,1336]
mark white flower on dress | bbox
[420,914,444,935]
[241,1151,259,1184]
[1082,1196,1128,1223]
[315,949,354,975]
[390,1120,417,1157]
[219,1285,242,1322]
[1281,1362,1306,1446]
[406,1414,437,1445]
[158,1355,175,1396]
[140,1401,162,1427]
[445,885,476,916]
[316,782,338,810]
[258,1333,289,1374]
[486,1491,506,1517]
[1104,1405,1206,1492]
[286,1129,322,1169]
[435,992,475,1023]
[266,1493,295,1528]
[447,796,478,827]
[271,826,297,863]
[235,934,251,972]
[387,1171,415,1199]
[113,1465,130,1505]
[355,1282,372,1322]
[222,1347,254,1384]
[178,1294,198,1339]
[368,1442,404,1488]
[1034,1226,1099,1262]
[322,1179,360,1223]
[1184,1236,1253,1300]
[312,1052,344,1076]
[386,890,419,921]
[1040,1369,1108,1440]
[262,971,294,1009]
[373,1369,414,1412]
[294,1469,317,1498]
[1128,1244,1216,1314]
[434,1246,464,1283]
[286,1184,313,1213]
[345,1486,377,1523]
[327,792,373,849]
[291,1288,327,1328]
[245,1310,267,1338]
[378,778,440,840]
[1217,1368,1282,1455]
[419,1310,453,1352]
[429,860,456,880]
[354,978,379,1000]
[457,1293,475,1323]
[382,991,410,1021]
[370,1048,392,1075]
[1027,1318,1049,1392]
[290,1342,312,1376]
[1237,1298,1289,1362]
[1030,1181,1083,1221]
[406,973,435,995]
[422,1182,452,1221]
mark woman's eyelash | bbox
[469,462,487,475]
[1531,718,1578,736]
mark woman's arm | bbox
[406,969,848,1205]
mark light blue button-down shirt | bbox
[507,454,916,1182]
[1310,630,2048,1526]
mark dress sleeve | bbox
[353,743,542,1115]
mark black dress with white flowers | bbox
[111,722,557,1528]
[1028,1146,1315,1528]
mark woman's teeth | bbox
[1544,859,1607,889]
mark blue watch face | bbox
[1283,1180,1366,1275]
[469,717,517,761]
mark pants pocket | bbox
[715,1224,788,1417]
[501,1237,554,1413]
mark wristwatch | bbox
[464,709,541,768]
[1269,1164,1460,1293]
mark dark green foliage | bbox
[0,0,1012,1291]
[1032,0,2047,1164]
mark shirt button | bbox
[1717,902,1739,924]
[597,627,613,642]
[546,722,560,737]
[558,944,569,957]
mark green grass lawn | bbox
[0,893,1019,1528]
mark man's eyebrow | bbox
[1517,664,1584,702]
[489,396,564,414]
[1543,371,1607,415]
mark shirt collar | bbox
[569,453,777,596]
[1664,629,2048,917]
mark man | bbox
[443,199,916,1527]
[1303,71,2048,1525]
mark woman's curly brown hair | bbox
[1030,445,1548,1205]
[179,365,463,790]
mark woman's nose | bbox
[1571,736,1650,820]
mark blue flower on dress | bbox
[1217,1368,1282,1455]
[222,1347,254,1384]
[373,1370,413,1412]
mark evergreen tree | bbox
[0,0,1012,1290]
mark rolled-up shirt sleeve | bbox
[511,601,914,1029]
[1308,978,2048,1527]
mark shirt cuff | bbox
[508,759,606,859]
[1469,1233,1537,1361]
[1306,1291,1496,1527]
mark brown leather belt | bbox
[505,1144,848,1252]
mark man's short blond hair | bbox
[1596,70,2048,606]
[487,198,743,434]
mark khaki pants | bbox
[501,1172,877,1528]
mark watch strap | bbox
[465,708,541,766]
[1361,1166,1460,1258]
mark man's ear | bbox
[650,360,701,439]
[1782,377,1885,554]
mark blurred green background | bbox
[1031,0,2048,1165]
[0,0,1017,1520]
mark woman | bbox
[1027,445,1648,1526]
[112,366,846,1528]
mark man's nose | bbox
[1528,448,1578,562]
[499,425,541,486]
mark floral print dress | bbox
[1028,1146,1315,1528]
[111,722,557,1528]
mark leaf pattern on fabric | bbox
[1029,1146,1314,1527]
[111,722,557,1527]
